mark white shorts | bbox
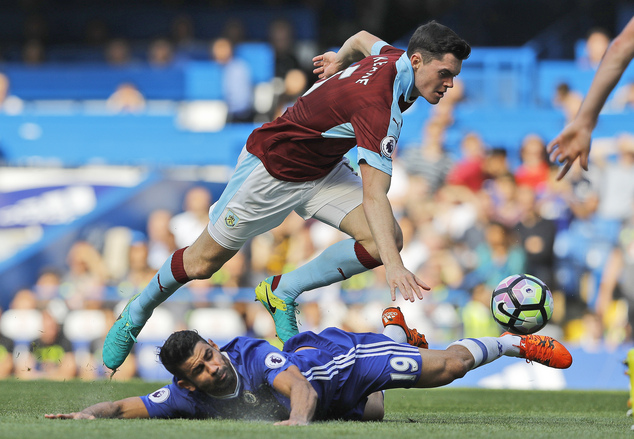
[208,147,362,250]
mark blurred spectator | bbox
[274,68,308,118]
[433,184,480,242]
[10,288,38,310]
[62,241,108,310]
[591,134,634,223]
[210,250,249,288]
[446,131,487,192]
[22,39,45,65]
[596,201,634,335]
[169,186,212,248]
[147,38,174,67]
[105,38,133,66]
[15,310,76,381]
[106,82,146,113]
[124,236,156,290]
[483,147,510,180]
[222,17,247,45]
[0,307,15,378]
[579,27,611,70]
[210,37,254,122]
[463,221,526,291]
[400,119,453,195]
[0,72,24,114]
[33,268,62,305]
[268,18,301,79]
[83,18,109,47]
[170,13,201,60]
[610,81,634,112]
[514,134,550,190]
[486,172,522,228]
[461,283,500,338]
[552,83,583,121]
[146,209,177,270]
[516,185,558,288]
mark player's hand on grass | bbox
[45,412,95,420]
[312,51,340,79]
[386,265,430,302]
[274,418,309,426]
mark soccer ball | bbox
[490,274,554,334]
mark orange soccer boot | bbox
[504,332,573,369]
[382,306,428,349]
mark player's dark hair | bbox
[158,330,207,380]
[407,21,471,63]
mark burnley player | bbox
[48,308,571,424]
[103,21,471,370]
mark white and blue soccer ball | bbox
[490,274,554,335]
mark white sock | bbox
[383,325,407,344]
[449,334,520,369]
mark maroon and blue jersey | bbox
[246,42,417,182]
[140,328,421,421]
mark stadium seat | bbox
[63,309,107,347]
[0,309,42,344]
[187,307,246,346]
[133,306,177,381]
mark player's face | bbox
[410,52,462,105]
[178,341,238,396]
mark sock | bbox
[271,239,381,301]
[383,325,407,344]
[449,336,519,369]
[128,248,191,325]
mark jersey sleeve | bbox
[352,106,395,176]
[243,342,294,388]
[140,384,199,419]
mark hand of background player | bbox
[386,264,430,302]
[312,51,341,79]
[546,119,592,180]
[44,412,95,420]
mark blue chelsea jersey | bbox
[140,329,422,421]
[140,337,293,421]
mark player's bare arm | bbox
[359,163,430,302]
[312,30,382,79]
[272,365,318,426]
[548,16,634,179]
[44,397,149,420]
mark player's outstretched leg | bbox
[255,275,299,343]
[255,239,380,343]
[503,332,573,369]
[103,248,191,370]
[449,333,572,371]
[381,307,428,348]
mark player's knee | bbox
[361,391,385,421]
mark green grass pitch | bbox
[0,379,630,439]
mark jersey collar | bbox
[207,352,241,400]
[396,52,416,103]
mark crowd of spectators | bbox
[1,8,634,381]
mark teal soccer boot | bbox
[102,296,144,370]
[255,276,299,343]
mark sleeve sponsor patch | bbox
[380,136,396,158]
[264,352,287,369]
[148,387,170,403]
